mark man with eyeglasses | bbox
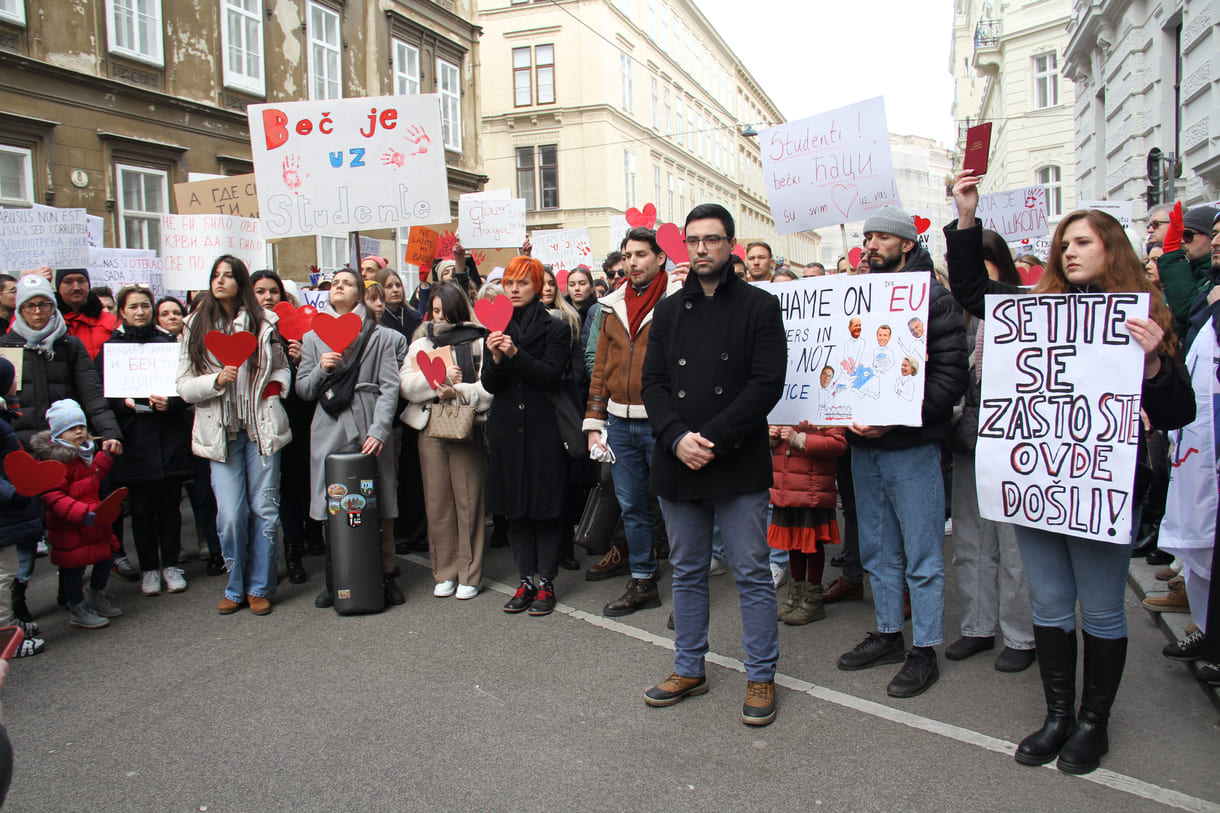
[1156,203,1220,338]
[1145,204,1173,249]
[640,203,787,726]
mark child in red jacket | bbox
[31,400,123,630]
[769,420,848,625]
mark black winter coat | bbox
[848,243,969,450]
[0,330,121,448]
[95,324,192,484]
[642,264,787,501]
[0,411,43,548]
[482,299,573,519]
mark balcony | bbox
[974,19,1002,49]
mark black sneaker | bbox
[944,635,995,661]
[206,552,225,577]
[994,646,1037,673]
[383,574,406,606]
[1195,660,1220,685]
[838,631,906,671]
[887,649,939,698]
[529,583,557,616]
[503,582,536,614]
[1163,629,1205,661]
[112,554,139,582]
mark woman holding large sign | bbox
[946,170,1194,775]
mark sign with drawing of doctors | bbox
[764,273,930,426]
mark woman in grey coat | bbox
[295,269,404,608]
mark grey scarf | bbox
[9,309,68,358]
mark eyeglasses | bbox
[1182,230,1199,242]
[683,235,728,248]
[20,301,54,313]
[1147,220,1169,230]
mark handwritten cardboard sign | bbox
[174,174,260,217]
[160,214,265,290]
[0,207,89,270]
[530,228,593,271]
[958,186,1049,245]
[247,94,451,239]
[976,292,1148,543]
[458,198,526,249]
[763,273,930,426]
[102,342,181,398]
[404,226,439,267]
[760,97,900,234]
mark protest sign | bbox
[247,95,450,239]
[530,228,593,271]
[87,248,173,299]
[1077,199,1133,230]
[87,215,103,248]
[959,186,1049,244]
[976,292,1148,543]
[300,289,328,309]
[404,226,439,267]
[763,273,930,427]
[0,207,89,271]
[458,197,526,249]
[760,97,900,235]
[174,174,260,217]
[102,343,181,398]
[160,214,264,290]
[909,210,935,251]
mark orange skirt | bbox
[767,506,840,554]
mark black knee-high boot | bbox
[1056,632,1126,774]
[1015,626,1077,766]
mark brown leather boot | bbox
[822,576,863,603]
[603,576,661,617]
[585,541,630,582]
[742,680,776,726]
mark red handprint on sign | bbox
[403,125,431,156]
[381,149,405,169]
[282,154,309,193]
[1025,188,1044,208]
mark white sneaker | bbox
[708,557,728,576]
[162,566,187,593]
[141,570,162,596]
[944,518,954,536]
[455,584,481,600]
[771,562,789,589]
[433,580,457,598]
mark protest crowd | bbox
[2,178,1220,788]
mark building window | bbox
[623,150,637,208]
[308,2,341,100]
[1036,165,1062,218]
[0,146,34,207]
[664,86,672,136]
[437,59,462,151]
[0,0,25,25]
[647,0,656,40]
[666,173,674,223]
[517,144,558,211]
[539,144,558,209]
[513,45,554,107]
[317,235,348,271]
[106,0,163,66]
[675,98,683,147]
[394,40,420,95]
[677,178,685,217]
[221,0,264,95]
[516,146,535,210]
[536,45,554,104]
[653,165,661,208]
[651,77,659,130]
[1033,52,1059,109]
[116,164,167,251]
[619,52,633,113]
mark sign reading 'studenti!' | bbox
[247,95,451,239]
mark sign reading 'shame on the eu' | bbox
[976,292,1149,543]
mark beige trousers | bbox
[418,430,487,586]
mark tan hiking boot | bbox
[784,582,825,625]
[777,580,805,621]
[644,673,708,707]
[742,680,776,726]
[585,541,629,582]
[1142,577,1189,613]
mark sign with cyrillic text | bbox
[160,214,265,291]
[103,342,181,398]
[960,186,1049,245]
[174,174,260,218]
[0,207,89,271]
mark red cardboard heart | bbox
[732,244,746,260]
[656,223,689,264]
[848,247,863,268]
[1020,264,1045,286]
[204,331,257,367]
[4,449,66,497]
[417,351,447,390]
[312,312,362,353]
[273,302,316,343]
[556,269,569,290]
[625,203,657,229]
[913,216,931,235]
[475,295,512,332]
[93,487,128,527]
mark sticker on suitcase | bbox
[327,484,348,498]
[360,479,374,496]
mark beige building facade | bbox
[477,0,819,265]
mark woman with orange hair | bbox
[482,256,574,616]
[946,170,1195,775]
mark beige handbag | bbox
[427,400,476,441]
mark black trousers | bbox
[129,478,183,572]
[394,425,428,545]
[836,453,863,585]
[510,517,562,582]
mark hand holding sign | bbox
[417,351,448,390]
[4,450,66,496]
[204,331,257,367]
[312,312,362,353]
[475,295,512,333]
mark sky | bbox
[693,0,958,146]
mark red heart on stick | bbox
[848,247,863,268]
[93,487,128,527]
[655,223,689,264]
[732,244,746,260]
[4,449,66,497]
[1020,264,1045,285]
[273,302,317,343]
[913,216,931,235]
[312,312,362,353]
[625,203,658,229]
[204,331,257,367]
[475,295,512,333]
[556,269,570,290]
[416,351,447,390]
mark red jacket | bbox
[31,431,118,568]
[62,297,118,360]
[769,424,848,509]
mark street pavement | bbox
[3,519,1219,812]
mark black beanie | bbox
[54,268,90,288]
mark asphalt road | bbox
[4,522,1219,812]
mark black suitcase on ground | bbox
[325,452,385,615]
[574,462,621,556]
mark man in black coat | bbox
[836,205,968,699]
[641,203,787,726]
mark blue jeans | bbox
[660,491,777,682]
[211,431,281,602]
[16,542,35,582]
[1013,526,1132,639]
[606,416,657,579]
[852,444,946,648]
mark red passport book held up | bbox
[963,122,992,176]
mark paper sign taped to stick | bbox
[160,214,265,290]
[174,174,260,218]
[530,228,593,271]
[976,292,1149,543]
[760,97,900,234]
[957,186,1049,244]
[0,207,89,270]
[763,273,930,427]
[404,226,439,267]
[103,343,181,398]
[247,95,450,239]
[458,198,526,248]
